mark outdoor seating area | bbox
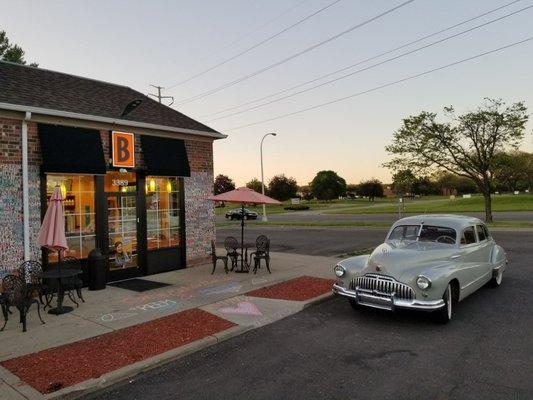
[0,259,85,332]
[213,235,271,275]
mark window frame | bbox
[476,224,488,242]
[460,226,478,247]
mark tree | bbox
[299,185,313,200]
[492,151,530,192]
[346,184,358,198]
[392,169,416,196]
[213,174,235,195]
[385,99,528,222]
[0,30,38,66]
[267,174,298,201]
[357,179,384,201]
[310,170,347,200]
[412,176,439,196]
[246,178,263,193]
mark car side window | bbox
[476,225,487,241]
[461,226,477,245]
[483,225,491,239]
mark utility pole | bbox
[148,85,174,106]
[260,132,277,222]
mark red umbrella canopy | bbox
[37,186,68,251]
[207,187,281,205]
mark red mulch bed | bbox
[1,309,235,394]
[246,276,335,301]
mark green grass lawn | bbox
[325,194,533,214]
[214,197,400,216]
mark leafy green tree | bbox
[357,179,384,201]
[492,151,531,192]
[213,174,235,195]
[246,178,263,193]
[299,185,313,200]
[392,169,416,196]
[412,176,439,196]
[268,174,298,201]
[385,99,528,222]
[0,30,38,66]
[310,170,347,200]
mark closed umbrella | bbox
[207,187,281,272]
[37,186,68,268]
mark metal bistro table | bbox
[40,268,82,315]
[233,242,255,273]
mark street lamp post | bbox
[260,132,277,222]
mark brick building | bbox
[0,61,225,282]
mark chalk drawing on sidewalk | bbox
[100,312,138,322]
[129,299,178,312]
[198,282,242,296]
[251,278,270,286]
[218,301,262,316]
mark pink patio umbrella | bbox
[206,187,281,272]
[37,186,68,268]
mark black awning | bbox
[38,124,107,174]
[141,136,190,177]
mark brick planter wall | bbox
[0,118,215,273]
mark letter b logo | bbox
[112,132,134,168]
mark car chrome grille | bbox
[351,274,415,300]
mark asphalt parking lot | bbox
[88,228,533,400]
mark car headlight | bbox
[334,265,345,278]
[416,276,431,290]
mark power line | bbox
[174,0,417,105]
[166,0,342,89]
[201,0,524,119]
[222,36,533,132]
[206,4,532,122]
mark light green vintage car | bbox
[332,215,507,323]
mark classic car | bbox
[225,208,258,220]
[332,215,507,323]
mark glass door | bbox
[107,194,139,272]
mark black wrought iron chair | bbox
[0,292,8,331]
[1,275,45,332]
[250,235,271,274]
[211,240,228,274]
[60,257,85,305]
[19,260,48,306]
[224,236,241,271]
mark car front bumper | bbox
[332,283,445,312]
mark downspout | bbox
[22,111,32,261]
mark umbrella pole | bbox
[241,203,245,271]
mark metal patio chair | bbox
[224,236,241,272]
[211,240,229,274]
[250,235,271,274]
[19,260,48,306]
[60,256,85,305]
[1,274,45,332]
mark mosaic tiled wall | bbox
[0,119,41,273]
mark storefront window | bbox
[46,175,95,261]
[146,177,181,250]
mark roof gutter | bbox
[0,102,227,139]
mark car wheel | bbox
[433,283,453,324]
[348,299,358,310]
[488,269,503,288]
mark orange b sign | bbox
[112,131,135,168]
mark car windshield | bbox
[388,224,457,245]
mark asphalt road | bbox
[216,210,533,224]
[86,230,533,400]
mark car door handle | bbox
[451,254,461,259]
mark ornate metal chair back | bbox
[255,235,269,254]
[224,236,239,253]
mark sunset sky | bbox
[2,0,532,186]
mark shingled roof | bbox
[0,61,222,137]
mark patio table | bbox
[233,242,255,273]
[40,268,82,315]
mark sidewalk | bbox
[0,251,337,399]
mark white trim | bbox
[0,102,227,139]
[22,112,31,261]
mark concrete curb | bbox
[302,291,334,309]
[0,365,42,400]
[46,325,251,400]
